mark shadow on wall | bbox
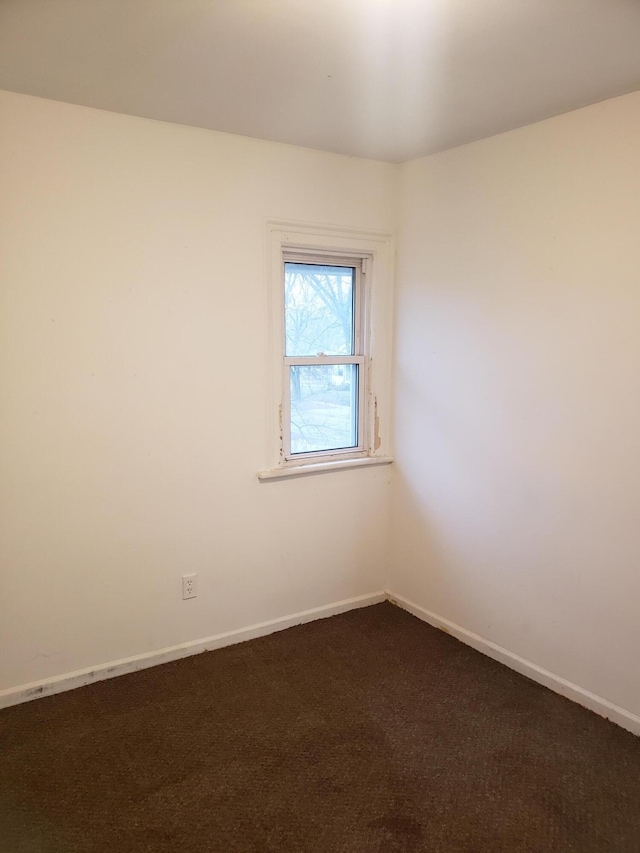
[389,353,575,658]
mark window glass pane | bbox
[285,263,354,357]
[290,364,358,454]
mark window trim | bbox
[259,220,394,480]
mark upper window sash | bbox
[283,256,363,359]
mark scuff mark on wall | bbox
[29,651,62,662]
[373,397,382,451]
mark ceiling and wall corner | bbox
[1,0,640,162]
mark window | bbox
[260,222,394,480]
[284,257,363,458]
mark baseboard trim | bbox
[388,591,640,738]
[0,591,386,709]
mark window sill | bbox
[257,455,393,481]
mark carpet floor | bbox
[1,602,639,852]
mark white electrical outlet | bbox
[182,573,197,600]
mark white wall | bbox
[392,92,640,719]
[4,85,640,726]
[0,91,396,693]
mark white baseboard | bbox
[6,588,638,738]
[0,591,386,710]
[388,591,640,738]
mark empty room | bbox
[2,1,640,851]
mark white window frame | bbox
[282,252,365,461]
[259,221,394,480]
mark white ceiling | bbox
[2,0,640,162]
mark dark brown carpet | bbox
[2,602,639,853]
